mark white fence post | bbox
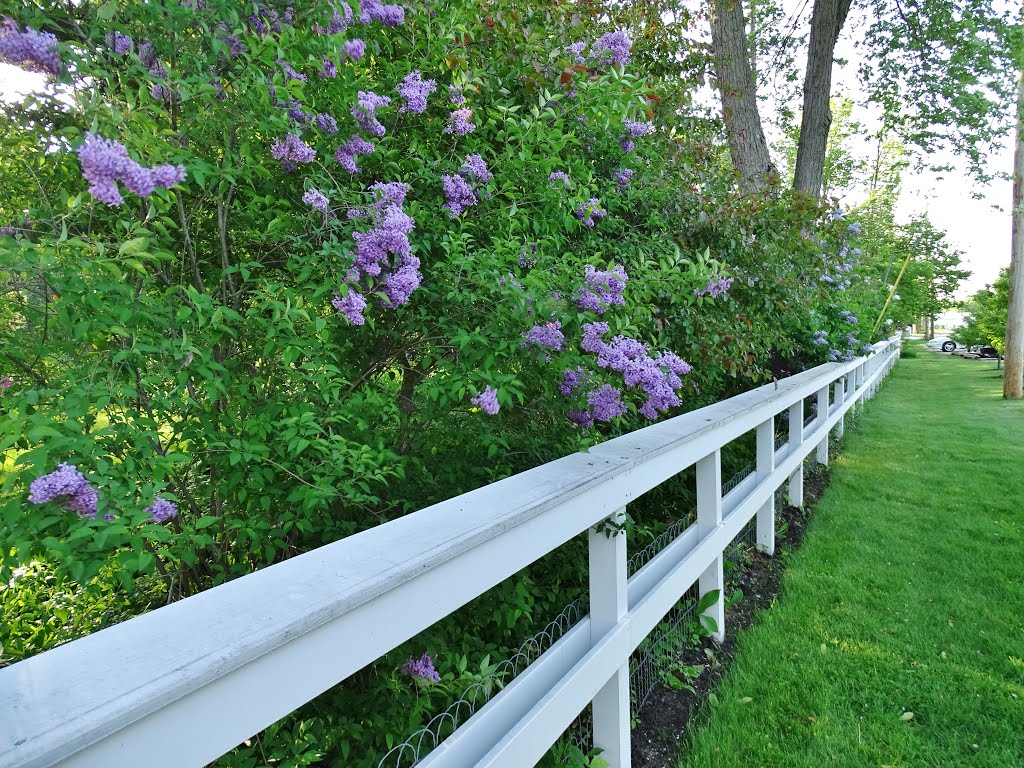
[836,376,847,439]
[815,385,829,466]
[755,417,775,555]
[787,401,804,508]
[696,450,724,643]
[589,507,630,768]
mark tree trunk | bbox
[793,0,853,195]
[1004,68,1024,399]
[709,0,777,192]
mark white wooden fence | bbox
[0,337,901,768]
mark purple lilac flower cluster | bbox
[548,171,571,188]
[359,0,405,26]
[565,41,586,65]
[0,17,60,77]
[472,386,500,415]
[0,375,13,390]
[397,70,436,114]
[848,222,861,234]
[147,496,179,522]
[587,384,627,421]
[448,85,465,105]
[581,322,693,419]
[343,182,420,315]
[442,154,491,217]
[332,288,367,325]
[401,652,440,682]
[247,4,290,35]
[352,90,391,136]
[839,309,858,324]
[335,134,375,173]
[575,198,606,227]
[302,188,330,212]
[270,132,316,172]
[0,226,17,237]
[577,264,627,314]
[560,367,589,396]
[812,330,829,346]
[695,276,733,298]
[614,168,633,188]
[592,30,632,67]
[345,39,366,60]
[446,108,476,136]
[315,113,339,133]
[314,1,353,34]
[321,58,338,77]
[279,60,306,81]
[77,134,187,206]
[108,31,132,56]
[522,321,565,353]
[624,119,654,138]
[28,464,100,518]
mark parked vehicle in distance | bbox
[964,346,1000,360]
[925,336,960,352]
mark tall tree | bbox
[792,0,853,194]
[1006,68,1024,399]
[709,0,777,191]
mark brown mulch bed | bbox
[631,467,831,768]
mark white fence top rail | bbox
[0,337,901,768]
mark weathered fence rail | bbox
[0,337,901,768]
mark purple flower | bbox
[147,496,179,522]
[694,276,733,298]
[460,154,492,182]
[345,38,366,60]
[382,255,422,306]
[619,137,636,153]
[315,113,339,133]
[286,99,313,125]
[321,58,338,78]
[0,226,17,237]
[577,264,627,314]
[77,134,186,205]
[548,171,571,188]
[28,463,100,518]
[593,30,632,67]
[624,119,654,138]
[472,386,500,415]
[0,17,60,77]
[397,70,437,114]
[812,330,829,346]
[568,409,594,429]
[302,188,330,211]
[560,367,589,396]
[522,321,564,352]
[348,183,421,307]
[848,222,861,234]
[587,384,626,422]
[335,134,375,173]
[359,0,405,26]
[441,173,477,217]
[839,309,858,324]
[108,31,132,56]
[445,108,476,136]
[575,198,606,228]
[219,33,245,59]
[352,90,390,137]
[401,652,440,682]
[332,288,367,324]
[270,133,316,171]
[449,84,465,105]
[314,1,353,34]
[279,60,306,81]
[565,41,586,65]
[0,375,13,390]
[613,168,633,188]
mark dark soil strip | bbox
[631,466,832,768]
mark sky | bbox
[2,10,1016,298]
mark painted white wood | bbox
[696,450,724,643]
[0,338,901,768]
[787,400,804,508]
[815,385,829,466]
[589,509,629,768]
[755,417,775,555]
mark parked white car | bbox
[925,336,961,352]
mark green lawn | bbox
[677,346,1024,768]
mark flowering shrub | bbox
[0,1,874,764]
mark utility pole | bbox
[1005,67,1024,399]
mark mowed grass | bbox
[677,346,1024,768]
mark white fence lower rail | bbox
[0,337,901,768]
